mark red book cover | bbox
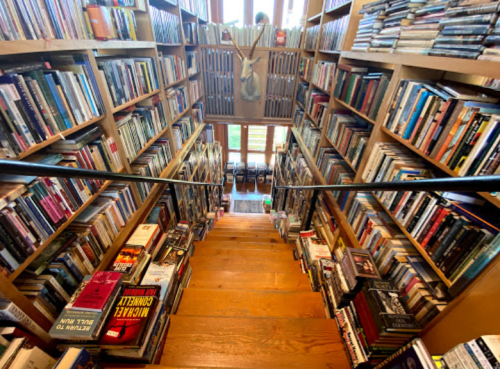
[275,29,286,47]
[353,292,379,346]
[421,208,449,248]
[99,285,160,348]
[72,271,122,312]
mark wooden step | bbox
[160,315,350,369]
[194,241,295,251]
[222,213,269,218]
[194,248,294,260]
[204,236,284,244]
[188,270,311,291]
[217,221,272,226]
[215,224,276,230]
[189,257,301,274]
[177,289,324,319]
[207,231,278,238]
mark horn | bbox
[249,25,266,60]
[225,28,246,60]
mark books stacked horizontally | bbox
[0,336,56,368]
[295,230,332,291]
[0,1,137,41]
[305,89,329,128]
[264,51,300,119]
[481,16,500,61]
[199,24,303,48]
[317,148,355,210]
[283,214,302,243]
[337,279,421,367]
[326,111,372,171]
[333,65,391,121]
[352,0,387,52]
[347,192,450,326]
[49,271,123,341]
[383,80,500,176]
[150,6,182,45]
[312,61,336,93]
[0,56,105,158]
[319,16,350,51]
[97,57,159,109]
[430,0,499,59]
[393,0,447,55]
[159,54,186,87]
[305,25,321,50]
[165,86,189,121]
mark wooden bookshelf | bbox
[334,98,376,125]
[165,77,188,89]
[111,89,162,114]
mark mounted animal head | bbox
[226,25,266,84]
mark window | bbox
[248,153,265,163]
[229,152,242,162]
[248,125,267,151]
[223,0,244,26]
[273,126,288,148]
[253,0,274,24]
[282,0,306,28]
[228,125,241,150]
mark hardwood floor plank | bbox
[194,248,294,260]
[194,241,295,251]
[189,257,301,274]
[203,236,285,244]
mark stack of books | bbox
[0,336,56,368]
[97,57,159,108]
[295,230,332,290]
[333,65,391,121]
[49,271,123,341]
[0,57,105,158]
[183,22,199,44]
[111,245,150,285]
[299,57,314,81]
[165,86,189,121]
[312,61,336,93]
[150,6,182,44]
[352,0,388,52]
[326,112,372,171]
[159,54,186,87]
[319,16,350,51]
[186,51,200,76]
[305,25,321,50]
[481,17,500,61]
[296,82,309,107]
[317,148,355,210]
[306,89,329,128]
[382,80,500,176]
[265,51,300,119]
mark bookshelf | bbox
[279,0,500,355]
[0,0,211,336]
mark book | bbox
[53,348,98,369]
[141,262,177,301]
[72,271,122,312]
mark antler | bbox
[249,25,266,60]
[225,28,246,60]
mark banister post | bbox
[169,183,181,222]
[304,190,319,230]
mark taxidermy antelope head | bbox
[226,25,266,102]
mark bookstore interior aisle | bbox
[3,0,500,367]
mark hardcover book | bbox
[72,271,122,312]
[111,246,145,275]
[141,262,177,301]
[99,285,160,348]
[126,224,161,252]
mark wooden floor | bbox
[159,213,351,369]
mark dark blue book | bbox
[403,90,432,140]
[44,73,73,129]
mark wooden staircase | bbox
[158,213,351,369]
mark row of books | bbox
[326,111,372,171]
[297,82,309,108]
[333,65,391,121]
[0,1,138,41]
[114,98,169,163]
[130,137,173,179]
[383,80,500,177]
[150,6,181,45]
[201,48,234,116]
[361,142,500,295]
[172,116,197,152]
[200,24,303,48]
[159,53,186,88]
[165,86,189,122]
[299,120,322,158]
[305,25,321,50]
[319,16,350,51]
[186,51,200,76]
[312,61,336,93]
[97,57,159,109]
[179,0,208,20]
[189,80,202,104]
[0,56,105,158]
[299,56,314,81]
[316,148,355,210]
[326,0,352,11]
[306,89,329,128]
[192,101,205,124]
[182,22,199,45]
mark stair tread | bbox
[188,270,311,291]
[206,232,278,239]
[194,241,295,251]
[194,248,294,260]
[160,315,350,369]
[203,236,285,244]
[189,257,301,274]
[177,289,324,318]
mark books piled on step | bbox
[295,230,332,291]
[97,57,159,109]
[0,56,105,158]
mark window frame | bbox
[211,0,290,28]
